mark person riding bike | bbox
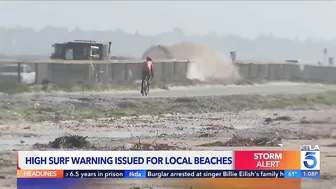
[141,56,154,94]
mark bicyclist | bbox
[141,56,154,94]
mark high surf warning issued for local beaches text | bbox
[17,149,320,179]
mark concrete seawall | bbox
[0,59,190,84]
[0,59,336,85]
[235,62,336,84]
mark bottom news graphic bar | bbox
[17,177,302,189]
[17,170,319,179]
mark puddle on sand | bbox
[0,138,51,151]
[80,131,151,138]
[235,125,254,129]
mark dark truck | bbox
[50,40,112,60]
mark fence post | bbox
[88,64,94,84]
[17,62,21,83]
[248,63,252,79]
[96,64,100,83]
[267,64,271,80]
[34,63,38,84]
[173,61,177,81]
[111,64,114,81]
[52,63,56,83]
[161,62,165,81]
[185,61,189,79]
[105,63,109,83]
[124,64,128,81]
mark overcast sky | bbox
[0,1,335,40]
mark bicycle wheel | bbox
[144,80,149,96]
[141,79,147,96]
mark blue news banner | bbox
[64,170,319,179]
[18,170,320,189]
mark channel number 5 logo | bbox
[300,145,320,170]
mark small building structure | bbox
[50,40,110,60]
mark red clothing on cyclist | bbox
[143,57,154,72]
[142,56,154,77]
[141,57,154,94]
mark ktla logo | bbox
[300,145,320,170]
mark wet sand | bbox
[0,84,335,188]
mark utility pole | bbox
[323,48,327,65]
[230,51,236,63]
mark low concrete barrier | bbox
[301,65,336,83]
[235,62,336,84]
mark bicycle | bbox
[141,75,150,96]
